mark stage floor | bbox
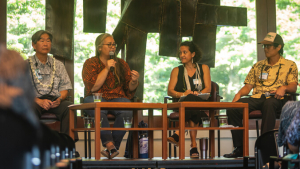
[81,157,255,168]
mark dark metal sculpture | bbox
[111,0,247,100]
[83,0,107,33]
[46,0,75,60]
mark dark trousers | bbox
[34,100,72,135]
[227,95,288,148]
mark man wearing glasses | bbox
[224,32,298,158]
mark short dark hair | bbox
[273,43,284,55]
[31,30,53,44]
[178,41,203,63]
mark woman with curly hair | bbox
[167,41,211,158]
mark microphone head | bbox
[109,51,114,56]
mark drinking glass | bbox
[201,117,210,128]
[123,117,132,128]
[93,93,102,102]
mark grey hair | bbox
[95,33,113,56]
[31,30,53,44]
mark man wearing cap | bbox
[224,32,298,158]
[28,30,72,136]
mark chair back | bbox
[254,129,279,169]
[208,81,220,102]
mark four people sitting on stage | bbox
[167,41,211,158]
[82,33,140,159]
[28,30,73,136]
[7,30,298,159]
[224,32,298,158]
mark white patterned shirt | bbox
[27,55,72,98]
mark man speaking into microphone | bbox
[224,32,298,158]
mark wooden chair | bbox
[164,81,222,158]
[40,113,61,132]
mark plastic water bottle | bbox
[139,133,148,158]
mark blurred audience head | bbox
[286,108,300,153]
[0,45,39,129]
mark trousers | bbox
[84,96,132,150]
[227,95,288,147]
[34,100,72,136]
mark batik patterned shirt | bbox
[244,56,298,98]
[27,55,72,98]
[82,56,135,100]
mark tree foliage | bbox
[6,0,300,106]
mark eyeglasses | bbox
[262,44,274,49]
[103,43,117,48]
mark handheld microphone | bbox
[265,92,290,97]
[109,51,114,72]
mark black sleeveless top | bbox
[174,63,205,92]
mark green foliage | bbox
[276,0,300,10]
[6,0,300,105]
[7,0,45,59]
[143,38,179,103]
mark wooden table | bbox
[68,102,168,160]
[167,102,249,159]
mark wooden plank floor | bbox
[81,157,255,168]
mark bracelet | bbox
[175,92,178,98]
[182,93,185,97]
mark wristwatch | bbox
[59,97,63,101]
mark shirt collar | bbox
[34,55,52,67]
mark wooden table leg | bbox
[209,109,215,158]
[84,131,87,158]
[243,106,249,156]
[69,109,75,140]
[133,110,139,158]
[148,109,154,158]
[162,106,168,159]
[95,107,101,160]
[179,104,185,159]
